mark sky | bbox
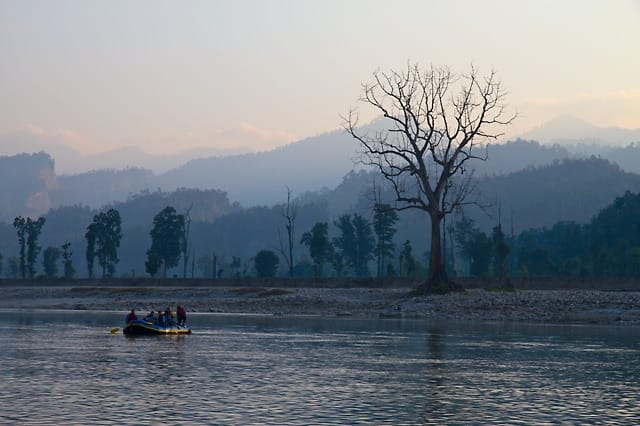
[1,0,639,155]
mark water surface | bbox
[0,310,638,424]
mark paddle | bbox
[110,327,120,334]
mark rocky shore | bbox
[2,285,640,325]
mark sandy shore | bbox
[2,285,640,325]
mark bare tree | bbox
[278,186,298,277]
[181,205,193,279]
[345,63,515,291]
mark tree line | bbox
[450,191,640,279]
[2,190,640,280]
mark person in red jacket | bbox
[177,305,187,325]
[125,309,137,323]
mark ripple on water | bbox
[0,312,639,424]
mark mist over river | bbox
[1,310,639,424]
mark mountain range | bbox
[2,115,639,177]
[2,115,640,224]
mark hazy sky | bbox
[1,0,638,154]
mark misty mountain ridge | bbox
[4,116,640,222]
[2,115,637,175]
[517,115,640,146]
[0,129,254,174]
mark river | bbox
[0,310,638,424]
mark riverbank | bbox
[2,285,640,325]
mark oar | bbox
[110,327,120,334]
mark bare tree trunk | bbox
[428,211,448,284]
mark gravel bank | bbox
[2,286,640,325]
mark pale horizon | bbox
[1,0,639,156]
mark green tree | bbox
[334,214,375,276]
[61,241,76,279]
[180,206,192,278]
[146,206,185,277]
[468,231,492,277]
[26,217,46,279]
[43,246,61,278]
[85,224,97,278]
[254,249,279,278]
[301,222,332,277]
[145,252,163,277]
[454,216,475,275]
[492,224,510,280]
[373,203,398,277]
[86,209,122,278]
[345,63,515,290]
[13,216,27,279]
[353,214,375,276]
[14,216,46,279]
[399,240,416,277]
[333,215,356,275]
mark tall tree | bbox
[399,240,417,277]
[345,63,515,291]
[333,214,375,276]
[86,209,122,278]
[254,249,280,278]
[85,223,97,278]
[301,222,332,277]
[492,224,510,282]
[373,203,399,277]
[333,215,356,275]
[43,246,61,278]
[352,214,375,276]
[13,216,27,279]
[278,186,298,277]
[146,206,185,278]
[25,217,46,279]
[180,205,192,279]
[61,241,75,279]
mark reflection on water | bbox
[0,310,639,424]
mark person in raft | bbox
[125,309,137,323]
[177,306,187,325]
[157,310,166,326]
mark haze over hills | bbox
[0,129,253,174]
[157,128,360,205]
[517,115,640,146]
[3,116,640,221]
[1,115,638,177]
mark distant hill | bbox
[313,157,640,232]
[51,168,156,209]
[5,123,640,222]
[518,115,640,146]
[157,127,360,206]
[0,152,56,222]
[469,157,640,233]
[0,129,247,174]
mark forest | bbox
[2,136,640,281]
[1,168,640,281]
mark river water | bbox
[0,310,639,425]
